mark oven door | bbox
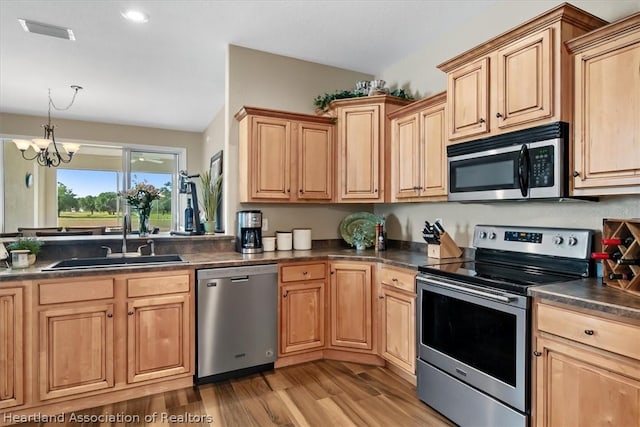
[416,274,529,412]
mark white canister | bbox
[276,231,292,251]
[11,249,30,269]
[262,236,276,252]
[293,228,312,250]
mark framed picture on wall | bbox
[209,150,223,232]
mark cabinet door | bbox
[39,304,114,400]
[251,116,292,200]
[298,122,333,200]
[534,336,640,427]
[127,294,190,383]
[391,113,420,200]
[280,281,325,354]
[573,32,640,191]
[448,57,489,140]
[496,28,553,129]
[419,102,448,198]
[329,262,373,350]
[380,286,415,375]
[0,288,23,409]
[337,105,381,201]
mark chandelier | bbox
[13,85,83,167]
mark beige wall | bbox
[225,45,375,239]
[375,0,640,246]
[3,142,37,231]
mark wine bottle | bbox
[602,236,634,246]
[185,198,194,232]
[617,258,640,266]
[591,251,623,260]
[609,272,635,280]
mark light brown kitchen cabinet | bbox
[329,261,374,351]
[125,272,191,383]
[330,95,411,202]
[0,287,24,410]
[389,92,448,201]
[278,262,326,355]
[533,302,640,426]
[439,4,606,143]
[567,13,640,196]
[236,106,334,202]
[377,265,416,379]
[38,303,115,400]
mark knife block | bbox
[427,232,463,259]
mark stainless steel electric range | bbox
[416,225,594,427]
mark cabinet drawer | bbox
[280,263,326,282]
[39,279,114,304]
[127,274,190,297]
[537,303,640,360]
[378,265,416,293]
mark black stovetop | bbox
[418,260,581,296]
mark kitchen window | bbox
[1,140,183,233]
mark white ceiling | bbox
[1,1,637,133]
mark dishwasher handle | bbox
[231,276,249,283]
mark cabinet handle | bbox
[496,112,503,118]
[572,171,580,178]
[533,351,542,357]
[330,271,335,275]
[379,295,384,299]
[584,329,595,335]
[303,271,308,275]
[128,311,134,316]
[392,278,398,282]
[283,291,288,298]
[107,313,113,318]
[299,189,303,193]
[374,189,378,193]
[287,188,290,193]
[479,118,486,123]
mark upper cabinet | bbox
[329,95,412,202]
[236,107,334,203]
[567,13,640,196]
[389,92,448,202]
[438,3,607,143]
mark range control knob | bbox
[553,236,564,245]
[488,232,497,240]
[568,236,578,246]
[479,231,487,239]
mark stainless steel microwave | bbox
[447,122,569,202]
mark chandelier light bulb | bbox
[62,142,80,154]
[33,138,51,150]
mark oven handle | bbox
[518,144,530,197]
[417,275,517,303]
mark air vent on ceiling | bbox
[18,19,75,41]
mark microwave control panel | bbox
[529,146,554,188]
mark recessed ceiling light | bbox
[18,18,75,40]
[121,9,149,23]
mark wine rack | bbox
[601,218,640,295]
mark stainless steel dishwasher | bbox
[196,264,278,383]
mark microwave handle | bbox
[518,144,530,197]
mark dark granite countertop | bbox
[529,279,640,322]
[0,248,449,282]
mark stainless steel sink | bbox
[42,254,186,271]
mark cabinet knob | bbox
[283,291,288,298]
[496,112,503,118]
[303,271,308,275]
[584,329,595,335]
[374,189,378,193]
[330,271,335,275]
[479,118,486,123]
[299,189,303,193]
[533,351,542,357]
[287,188,290,193]
[378,295,384,299]
[127,311,134,316]
[392,278,398,282]
[107,313,113,318]
[572,171,580,178]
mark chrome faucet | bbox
[122,214,129,255]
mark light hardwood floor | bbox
[9,360,453,426]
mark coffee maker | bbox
[236,210,263,253]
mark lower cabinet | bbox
[377,265,416,378]
[0,287,24,410]
[329,262,374,351]
[278,262,326,356]
[39,304,115,400]
[126,294,190,383]
[533,302,640,426]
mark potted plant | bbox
[7,237,43,265]
[199,171,223,234]
[350,224,375,251]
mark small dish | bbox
[339,212,379,247]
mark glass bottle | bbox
[185,198,194,232]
